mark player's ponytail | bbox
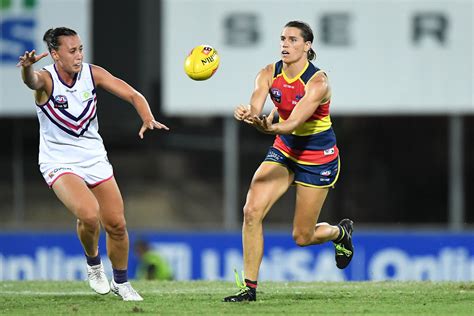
[307,48,316,61]
[284,21,316,61]
[43,27,77,52]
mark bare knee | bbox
[104,218,127,240]
[293,233,312,247]
[293,230,317,247]
[243,203,264,227]
[76,204,100,230]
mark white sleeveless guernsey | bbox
[36,63,107,164]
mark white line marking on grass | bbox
[0,291,95,296]
[0,289,223,296]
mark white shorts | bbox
[39,158,114,188]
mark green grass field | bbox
[1,281,473,315]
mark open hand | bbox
[139,119,170,139]
[252,107,277,134]
[16,50,48,67]
[234,104,253,124]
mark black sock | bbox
[113,268,128,284]
[334,225,344,243]
[245,279,258,290]
[85,252,101,266]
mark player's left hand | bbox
[252,107,277,134]
[139,119,169,139]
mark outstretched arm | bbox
[18,50,49,91]
[252,72,330,135]
[91,65,169,139]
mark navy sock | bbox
[85,252,101,266]
[334,225,344,243]
[113,268,128,284]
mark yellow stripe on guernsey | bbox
[279,115,332,136]
[281,62,309,84]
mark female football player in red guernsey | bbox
[224,21,354,302]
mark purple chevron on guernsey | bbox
[39,93,97,137]
[35,63,107,165]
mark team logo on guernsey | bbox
[270,88,282,103]
[54,95,68,109]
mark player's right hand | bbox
[16,50,48,67]
[234,104,253,124]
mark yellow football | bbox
[184,45,220,81]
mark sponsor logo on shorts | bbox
[267,151,283,161]
[320,170,332,176]
[320,178,331,182]
[48,167,72,178]
[324,148,335,155]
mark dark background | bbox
[0,1,472,229]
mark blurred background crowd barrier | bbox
[0,0,473,281]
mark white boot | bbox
[110,280,143,301]
[87,263,110,295]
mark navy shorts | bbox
[263,147,340,188]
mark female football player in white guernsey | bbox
[18,27,169,301]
